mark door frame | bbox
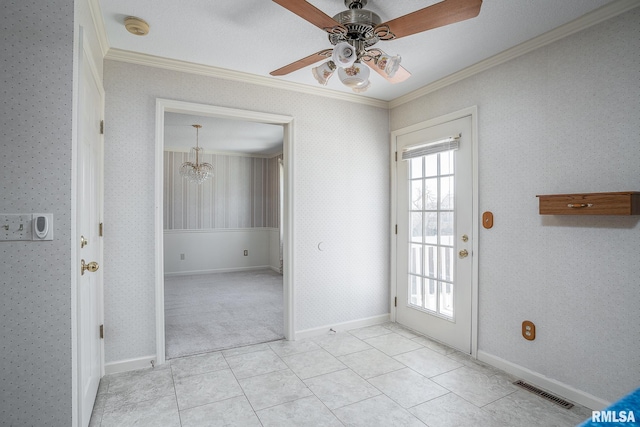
[390,106,479,357]
[154,99,295,365]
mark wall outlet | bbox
[522,320,536,341]
[243,250,248,256]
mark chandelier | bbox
[179,124,213,184]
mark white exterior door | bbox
[77,34,104,427]
[395,115,474,353]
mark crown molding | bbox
[389,0,640,109]
[105,48,390,109]
[87,0,109,57]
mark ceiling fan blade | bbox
[377,0,482,40]
[272,0,344,32]
[270,49,333,76]
[364,60,411,84]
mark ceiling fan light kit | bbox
[331,42,357,67]
[337,62,370,89]
[375,52,401,79]
[270,0,482,93]
[312,60,337,85]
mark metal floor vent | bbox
[513,380,574,409]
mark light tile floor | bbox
[90,322,592,426]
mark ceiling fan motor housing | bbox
[330,8,382,48]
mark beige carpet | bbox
[164,269,284,359]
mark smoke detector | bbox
[124,16,149,36]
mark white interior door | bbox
[77,34,104,427]
[395,115,473,353]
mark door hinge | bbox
[394,297,397,307]
[100,120,104,135]
[395,224,397,235]
[395,151,397,162]
[99,324,104,339]
[99,222,103,237]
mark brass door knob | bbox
[81,259,99,275]
[458,249,469,258]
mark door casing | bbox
[390,106,479,357]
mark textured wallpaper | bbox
[0,1,74,425]
[164,152,281,229]
[103,62,390,363]
[390,8,640,403]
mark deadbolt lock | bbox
[458,249,469,258]
[461,234,468,242]
[80,235,88,248]
[81,259,99,275]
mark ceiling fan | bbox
[270,0,482,93]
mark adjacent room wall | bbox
[163,229,274,275]
[164,152,281,230]
[103,62,390,364]
[164,151,281,275]
[390,8,640,404]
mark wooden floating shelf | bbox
[536,192,640,215]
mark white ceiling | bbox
[98,0,620,102]
[164,113,284,156]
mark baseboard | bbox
[105,355,157,375]
[295,313,390,340]
[477,350,609,411]
[164,265,272,277]
[268,266,282,274]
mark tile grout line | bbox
[169,362,186,427]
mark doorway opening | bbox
[154,100,294,365]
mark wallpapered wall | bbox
[390,8,640,404]
[0,1,74,425]
[164,152,281,230]
[103,62,390,363]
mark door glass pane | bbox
[424,178,438,210]
[439,282,454,317]
[439,246,454,282]
[406,149,456,320]
[424,245,437,279]
[410,244,422,275]
[410,212,423,242]
[410,157,423,179]
[411,179,423,211]
[440,151,454,175]
[424,154,438,177]
[440,176,454,210]
[439,212,454,246]
[409,275,423,306]
[424,212,438,245]
[425,279,437,311]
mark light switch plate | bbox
[0,214,32,241]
